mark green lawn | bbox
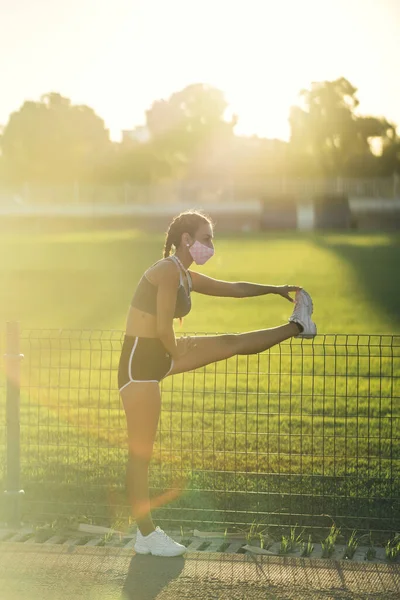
[1,229,400,334]
[0,229,399,534]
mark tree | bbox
[2,93,111,183]
[102,142,174,184]
[378,125,400,175]
[228,135,289,184]
[145,83,237,178]
[289,78,398,176]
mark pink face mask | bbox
[188,240,215,265]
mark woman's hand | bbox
[275,285,302,303]
[176,335,197,357]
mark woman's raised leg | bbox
[169,322,301,376]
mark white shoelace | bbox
[292,293,305,313]
[156,527,182,546]
[156,527,171,539]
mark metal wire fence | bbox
[0,337,5,520]
[0,175,399,211]
[1,327,399,536]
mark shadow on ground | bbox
[121,554,185,599]
[313,233,400,330]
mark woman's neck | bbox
[173,249,193,270]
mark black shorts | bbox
[118,335,173,391]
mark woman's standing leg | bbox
[120,382,161,536]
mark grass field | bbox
[1,229,400,333]
[0,229,399,535]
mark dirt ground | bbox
[0,542,399,600]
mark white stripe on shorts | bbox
[118,337,159,392]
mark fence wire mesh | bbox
[1,329,399,535]
[0,333,6,519]
[1,176,399,208]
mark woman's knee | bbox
[128,440,154,468]
[222,333,241,354]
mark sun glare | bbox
[101,0,371,142]
[1,0,399,140]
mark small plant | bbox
[361,532,376,561]
[343,530,359,560]
[321,524,340,558]
[96,526,116,547]
[245,521,270,547]
[280,534,291,554]
[365,546,377,561]
[102,530,115,545]
[112,518,126,542]
[178,525,191,545]
[301,534,314,557]
[290,524,305,550]
[280,525,304,554]
[245,521,257,544]
[385,535,400,562]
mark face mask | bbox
[188,240,215,265]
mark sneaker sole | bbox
[151,548,187,557]
[299,289,313,315]
[134,543,151,555]
[289,290,316,339]
[297,322,317,339]
[134,542,187,557]
[299,290,316,338]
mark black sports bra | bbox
[130,256,192,318]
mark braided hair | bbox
[163,210,213,258]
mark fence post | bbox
[394,172,399,199]
[3,321,25,528]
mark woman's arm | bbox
[189,271,299,301]
[156,263,180,360]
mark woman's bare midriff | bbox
[125,306,159,338]
[125,263,161,338]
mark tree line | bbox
[0,78,399,187]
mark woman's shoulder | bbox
[145,257,179,285]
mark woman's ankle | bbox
[289,321,303,334]
[139,527,156,537]
[137,520,156,537]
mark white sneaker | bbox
[288,289,317,339]
[134,526,187,557]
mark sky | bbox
[1,0,400,142]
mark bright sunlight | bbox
[1,0,400,140]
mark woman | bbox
[118,209,316,557]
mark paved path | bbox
[1,542,399,599]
